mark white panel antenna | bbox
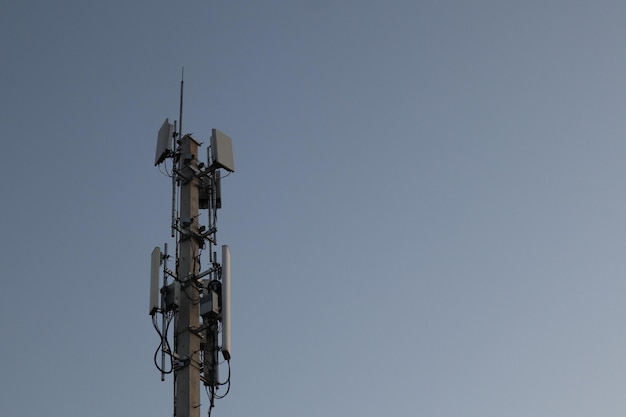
[149,247,161,315]
[221,245,231,360]
[155,119,174,166]
[210,129,235,172]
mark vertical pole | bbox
[175,134,201,417]
[161,243,169,382]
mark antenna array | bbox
[150,74,235,417]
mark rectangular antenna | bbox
[221,245,231,360]
[210,129,235,172]
[149,247,161,315]
[155,119,174,166]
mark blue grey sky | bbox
[2,1,626,416]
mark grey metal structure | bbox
[150,76,234,417]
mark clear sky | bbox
[2,1,626,416]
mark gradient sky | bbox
[3,1,626,416]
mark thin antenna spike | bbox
[171,120,178,238]
[175,67,183,241]
[179,67,184,139]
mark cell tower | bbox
[149,73,235,417]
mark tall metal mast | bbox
[150,74,235,417]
